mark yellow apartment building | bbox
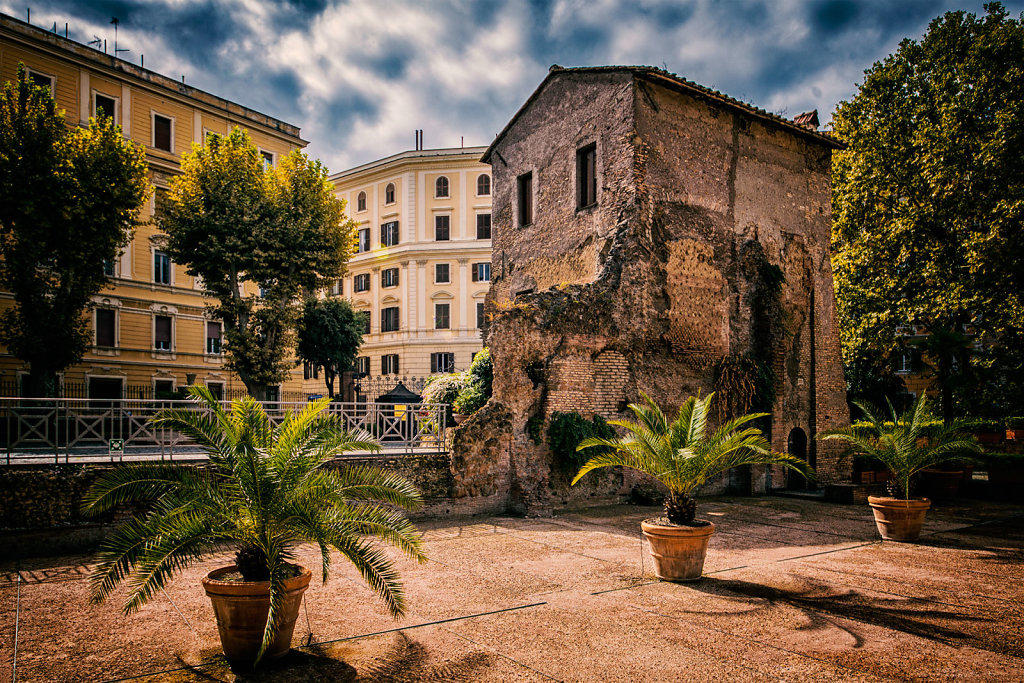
[327,148,492,393]
[0,12,309,400]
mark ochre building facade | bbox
[0,13,308,400]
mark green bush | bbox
[1006,417,1024,429]
[547,411,616,473]
[453,383,486,414]
[448,347,493,416]
[422,372,468,406]
[467,347,492,397]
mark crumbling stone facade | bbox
[459,66,849,516]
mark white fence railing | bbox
[0,398,449,465]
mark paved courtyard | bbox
[1,496,1022,681]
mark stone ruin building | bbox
[453,66,849,516]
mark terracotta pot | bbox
[641,519,716,582]
[920,469,962,501]
[202,565,312,663]
[452,413,468,425]
[867,496,931,542]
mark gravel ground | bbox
[1,495,1022,682]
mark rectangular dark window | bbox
[28,71,53,92]
[517,172,533,226]
[477,302,485,329]
[260,150,274,170]
[435,263,450,284]
[381,306,399,332]
[206,383,224,400]
[154,251,171,285]
[330,279,343,296]
[381,221,400,247]
[430,352,455,374]
[303,361,319,379]
[95,93,116,121]
[102,260,116,277]
[154,380,175,399]
[382,267,399,287]
[471,262,491,282]
[476,213,491,240]
[354,273,370,292]
[96,309,116,347]
[154,315,172,351]
[153,114,172,152]
[576,143,597,209]
[435,303,450,330]
[435,215,450,241]
[357,228,370,253]
[354,356,370,376]
[381,354,399,375]
[206,321,222,354]
[359,311,371,334]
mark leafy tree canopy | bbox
[831,3,1024,415]
[161,128,355,399]
[0,65,149,396]
[296,297,364,398]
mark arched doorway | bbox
[787,427,811,490]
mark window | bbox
[435,303,450,330]
[357,228,370,253]
[477,173,491,196]
[896,351,913,374]
[357,191,366,212]
[381,306,399,332]
[382,267,399,288]
[517,172,533,226]
[154,379,176,399]
[28,70,53,93]
[477,302,485,329]
[206,382,224,400]
[260,150,274,170]
[303,361,319,380]
[381,221,400,247]
[472,262,491,282]
[353,273,370,292]
[385,183,396,204]
[435,176,449,198]
[381,354,399,375]
[154,315,173,351]
[359,311,371,334]
[153,114,173,152]
[435,215,450,241]
[435,263,450,284]
[103,260,116,277]
[154,251,171,285]
[431,352,455,374]
[476,214,491,240]
[94,93,117,121]
[96,309,116,347]
[354,356,370,376]
[329,279,343,296]
[206,321,222,355]
[576,143,597,209]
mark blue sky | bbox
[4,1,1021,171]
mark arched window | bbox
[477,173,491,196]
[357,191,366,212]
[385,183,395,204]
[435,176,449,198]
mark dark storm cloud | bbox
[4,0,1022,170]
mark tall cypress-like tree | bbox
[160,128,355,400]
[831,3,1024,416]
[0,65,149,397]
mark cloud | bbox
[4,0,1022,170]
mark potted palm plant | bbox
[819,394,982,542]
[83,387,427,666]
[571,392,813,582]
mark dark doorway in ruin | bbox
[786,427,811,490]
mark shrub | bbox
[422,372,468,406]
[453,383,486,414]
[547,411,616,473]
[1007,417,1024,429]
[449,347,493,416]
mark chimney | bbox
[793,109,819,131]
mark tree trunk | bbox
[325,370,336,399]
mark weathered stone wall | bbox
[478,68,850,515]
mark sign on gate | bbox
[109,439,124,456]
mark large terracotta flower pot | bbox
[641,519,716,582]
[867,496,931,542]
[202,565,312,664]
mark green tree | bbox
[296,296,364,398]
[161,128,355,400]
[831,3,1024,415]
[84,387,426,663]
[0,65,149,397]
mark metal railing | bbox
[0,398,449,465]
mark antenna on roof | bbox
[110,18,130,57]
[88,36,102,50]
